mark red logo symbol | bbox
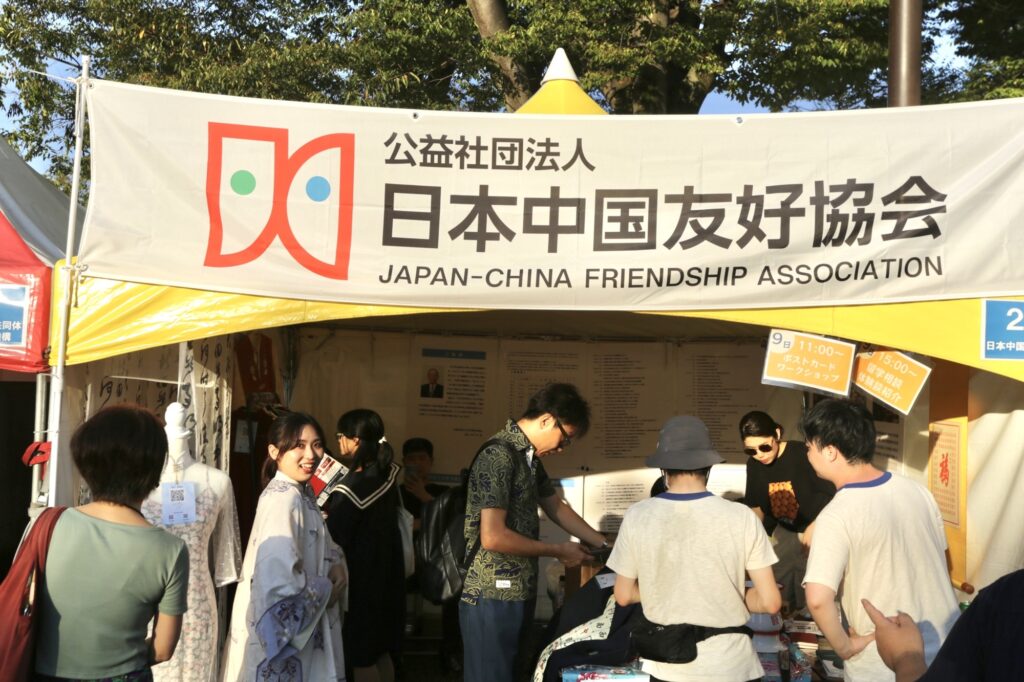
[205,123,355,279]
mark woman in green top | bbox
[34,405,190,682]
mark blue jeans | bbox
[459,597,534,682]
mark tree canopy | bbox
[0,0,1019,186]
[936,0,1024,102]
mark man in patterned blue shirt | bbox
[460,383,609,682]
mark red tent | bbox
[0,139,80,373]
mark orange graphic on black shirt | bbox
[768,481,798,522]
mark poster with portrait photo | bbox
[406,336,501,477]
[418,365,446,400]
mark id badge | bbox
[161,481,197,525]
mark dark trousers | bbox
[441,598,461,655]
[460,597,535,682]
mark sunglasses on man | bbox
[555,419,573,449]
[743,443,775,457]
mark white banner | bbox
[80,80,1024,310]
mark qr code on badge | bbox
[170,488,185,503]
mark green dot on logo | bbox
[230,170,256,195]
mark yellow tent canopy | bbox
[55,50,1024,383]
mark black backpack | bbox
[414,438,517,604]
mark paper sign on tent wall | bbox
[928,420,962,527]
[853,350,931,415]
[762,329,855,396]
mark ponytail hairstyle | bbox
[261,411,327,488]
[738,410,783,440]
[336,408,393,472]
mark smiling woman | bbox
[222,412,348,682]
[265,423,323,484]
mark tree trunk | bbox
[465,0,533,110]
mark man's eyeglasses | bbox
[744,443,775,457]
[554,419,573,449]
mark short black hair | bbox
[800,398,876,464]
[664,467,712,480]
[71,405,167,505]
[402,437,434,460]
[520,383,591,438]
[738,410,781,440]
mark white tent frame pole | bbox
[31,372,49,505]
[45,55,90,507]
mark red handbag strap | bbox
[24,507,68,572]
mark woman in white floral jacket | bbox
[221,412,348,681]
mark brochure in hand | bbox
[311,453,349,507]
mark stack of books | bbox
[783,618,821,658]
[559,664,649,681]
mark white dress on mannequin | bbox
[142,402,242,682]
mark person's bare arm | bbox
[745,565,783,614]
[798,520,816,550]
[150,612,183,664]
[614,574,642,607]
[480,507,591,567]
[862,599,928,682]
[538,494,606,549]
[805,582,874,660]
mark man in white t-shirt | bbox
[607,416,781,682]
[801,398,960,682]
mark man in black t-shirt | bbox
[744,439,835,537]
[739,411,835,611]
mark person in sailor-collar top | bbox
[325,409,405,682]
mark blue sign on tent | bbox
[982,299,1024,361]
[0,285,28,347]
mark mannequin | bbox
[143,402,242,682]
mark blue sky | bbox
[2,30,966,174]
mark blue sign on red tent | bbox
[982,299,1024,361]
[0,285,28,347]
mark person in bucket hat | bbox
[606,416,782,682]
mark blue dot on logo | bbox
[306,176,331,202]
